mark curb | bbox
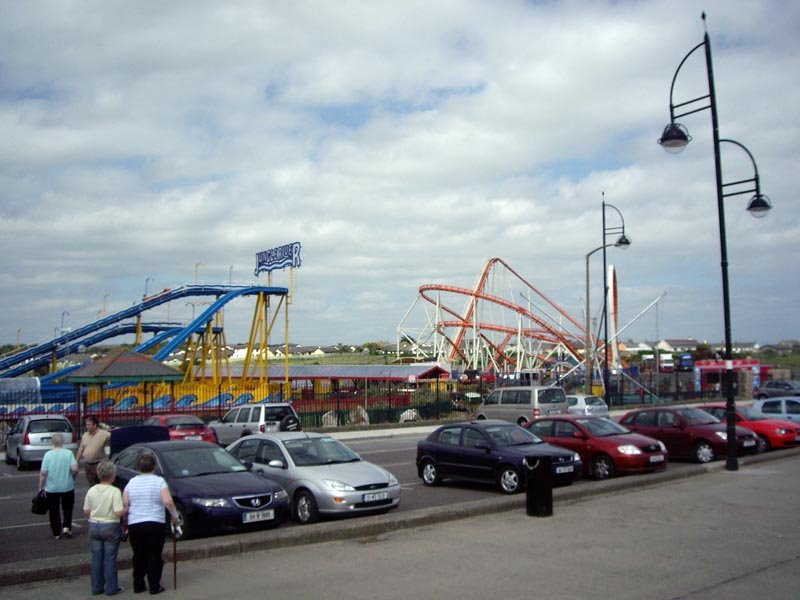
[3,446,798,588]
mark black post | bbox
[525,456,553,517]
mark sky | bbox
[1,0,798,352]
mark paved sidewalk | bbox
[5,450,799,599]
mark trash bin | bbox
[524,455,553,517]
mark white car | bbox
[226,432,400,524]
[566,394,609,418]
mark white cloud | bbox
[1,0,798,354]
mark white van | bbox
[476,386,569,425]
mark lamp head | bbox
[615,234,631,249]
[746,194,772,218]
[658,123,691,153]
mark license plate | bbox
[649,455,665,463]
[184,435,201,440]
[743,440,756,447]
[547,409,560,415]
[362,492,389,502]
[555,465,573,474]
[242,509,274,523]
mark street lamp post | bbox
[658,13,772,471]
[103,292,111,316]
[144,276,154,298]
[60,310,70,332]
[228,265,234,285]
[585,235,630,395]
[601,196,631,406]
[195,262,204,284]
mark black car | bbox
[112,440,290,539]
[415,420,582,494]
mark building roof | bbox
[67,348,184,383]
[194,362,450,382]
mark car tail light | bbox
[23,432,30,445]
[533,407,540,417]
[259,424,266,433]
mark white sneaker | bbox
[62,528,72,537]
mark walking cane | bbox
[171,522,180,590]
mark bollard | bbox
[524,455,553,517]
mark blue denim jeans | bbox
[88,521,122,595]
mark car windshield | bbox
[159,446,248,478]
[283,437,360,466]
[166,416,205,429]
[584,396,606,406]
[677,408,720,425]
[576,418,629,436]
[740,406,767,421]
[485,424,542,446]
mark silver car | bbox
[4,414,78,470]
[566,395,610,417]
[752,397,800,423]
[226,432,400,524]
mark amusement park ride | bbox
[396,257,654,390]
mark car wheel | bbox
[694,440,715,464]
[516,417,528,426]
[16,452,27,471]
[591,455,616,480]
[172,503,192,540]
[497,466,521,494]
[420,460,441,487]
[279,414,302,432]
[240,429,252,438]
[756,394,768,400]
[294,490,319,524]
[757,435,770,453]
[476,415,486,420]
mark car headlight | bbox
[388,473,398,486]
[323,479,355,492]
[192,497,230,508]
[573,452,581,462]
[777,428,789,435]
[617,445,643,455]
[657,441,667,452]
[273,489,288,501]
[714,431,727,441]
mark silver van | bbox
[209,403,301,446]
[476,386,569,425]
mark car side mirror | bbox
[671,420,683,429]
[243,461,254,470]
[474,441,490,452]
[268,459,286,469]
[573,432,588,440]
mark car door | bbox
[550,420,585,457]
[255,439,291,489]
[785,399,800,423]
[458,426,495,482]
[759,400,782,418]
[431,426,464,477]
[5,418,24,459]
[655,410,691,457]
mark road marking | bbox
[0,519,85,532]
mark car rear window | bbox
[538,388,565,404]
[29,419,72,434]
[166,416,204,429]
[585,396,605,406]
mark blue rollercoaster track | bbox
[0,284,288,379]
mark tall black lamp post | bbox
[601,197,630,407]
[658,13,772,471]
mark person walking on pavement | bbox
[123,452,179,595]
[83,460,126,596]
[38,432,78,539]
[76,415,111,485]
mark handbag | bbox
[31,490,48,515]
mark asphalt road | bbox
[0,433,702,567]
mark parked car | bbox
[702,403,800,452]
[526,416,667,480]
[476,386,569,425]
[226,432,400,524]
[416,420,582,494]
[754,380,800,399]
[4,414,78,470]
[751,397,800,424]
[619,407,758,463]
[209,403,301,446]
[566,394,609,417]
[111,440,290,539]
[142,414,218,444]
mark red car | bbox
[526,415,668,480]
[619,406,758,463]
[702,403,800,452]
[142,414,218,443]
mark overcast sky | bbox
[1,0,798,352]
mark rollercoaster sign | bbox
[254,242,302,276]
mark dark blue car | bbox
[112,440,290,539]
[416,420,582,493]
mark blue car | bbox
[112,440,290,539]
[416,419,582,494]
